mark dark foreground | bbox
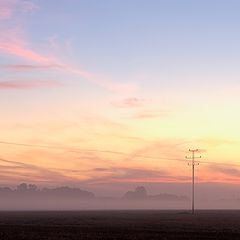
[0,210,240,239]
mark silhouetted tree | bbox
[123,186,148,199]
[16,183,28,192]
[28,184,38,192]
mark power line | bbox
[0,140,239,168]
[0,141,72,151]
[0,140,188,163]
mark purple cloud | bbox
[208,165,240,177]
[0,79,61,90]
[1,64,62,71]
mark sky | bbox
[0,0,240,200]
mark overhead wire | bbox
[0,140,239,167]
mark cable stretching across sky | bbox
[0,140,239,168]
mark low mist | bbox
[0,183,239,210]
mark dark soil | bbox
[0,210,239,239]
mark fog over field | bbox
[0,183,239,210]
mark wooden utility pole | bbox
[186,149,201,214]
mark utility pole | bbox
[186,149,201,215]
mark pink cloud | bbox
[0,0,15,19]
[208,165,240,178]
[0,42,54,63]
[133,110,170,119]
[112,97,147,108]
[0,41,136,93]
[0,79,61,90]
[1,64,62,71]
[0,1,137,94]
[0,0,37,20]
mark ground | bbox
[0,210,239,239]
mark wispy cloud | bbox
[0,79,61,90]
[1,64,63,71]
[133,110,170,119]
[0,42,55,63]
[121,140,188,162]
[84,167,190,184]
[0,158,77,183]
[0,0,38,20]
[0,41,136,94]
[208,165,240,177]
[0,1,137,94]
[199,138,236,147]
[111,97,148,108]
[87,167,167,183]
[0,0,15,19]
[21,0,38,12]
[94,167,165,178]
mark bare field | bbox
[0,210,240,239]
